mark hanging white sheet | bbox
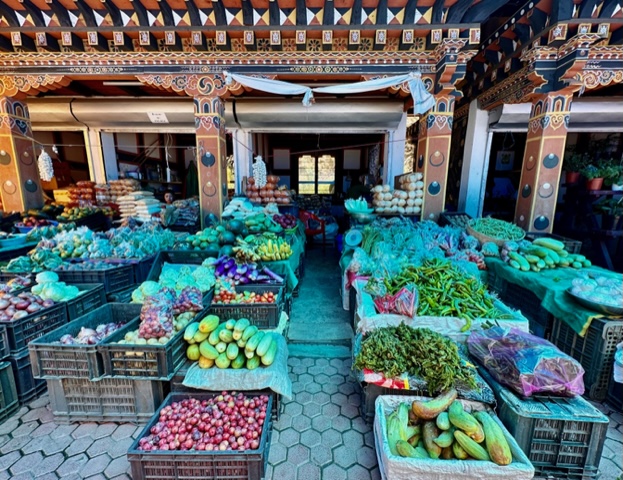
[224,71,436,114]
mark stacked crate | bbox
[29,303,168,424]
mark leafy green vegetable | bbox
[354,325,476,394]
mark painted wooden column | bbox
[0,97,43,212]
[194,95,228,226]
[416,94,455,221]
[515,91,573,233]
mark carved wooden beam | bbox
[0,75,70,99]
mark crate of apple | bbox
[213,290,276,305]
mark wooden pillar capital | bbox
[0,75,69,99]
[136,73,230,98]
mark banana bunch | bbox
[257,238,292,261]
[232,238,261,263]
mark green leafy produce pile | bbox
[468,217,524,241]
[354,324,476,394]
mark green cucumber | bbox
[256,333,274,357]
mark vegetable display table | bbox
[485,258,621,337]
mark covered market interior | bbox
[0,0,622,479]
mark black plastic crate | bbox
[480,369,609,479]
[1,302,68,354]
[0,360,19,424]
[106,285,136,303]
[98,318,190,380]
[607,379,622,412]
[490,273,552,339]
[47,376,168,424]
[438,211,473,228]
[29,303,141,380]
[63,283,107,321]
[171,361,282,420]
[209,286,285,329]
[8,348,47,405]
[0,324,9,361]
[127,392,272,480]
[56,264,134,294]
[147,251,214,283]
[107,254,158,284]
[358,382,427,424]
[550,317,623,401]
[525,232,583,254]
[349,285,357,330]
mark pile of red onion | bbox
[0,292,54,321]
[58,322,125,345]
[137,392,269,452]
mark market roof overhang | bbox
[0,0,505,56]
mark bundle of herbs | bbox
[354,324,476,394]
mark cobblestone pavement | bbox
[0,361,621,479]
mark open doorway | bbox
[256,133,385,202]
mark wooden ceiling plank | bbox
[376,0,387,25]
[48,0,72,26]
[351,0,362,24]
[323,0,334,25]
[600,0,620,18]
[130,0,150,25]
[74,0,98,26]
[0,2,21,27]
[269,0,280,25]
[296,0,306,25]
[431,0,444,23]
[212,0,228,26]
[446,0,474,23]
[461,0,511,23]
[241,0,253,25]
[578,0,601,19]
[185,0,203,26]
[403,0,416,25]
[21,0,46,27]
[0,35,14,52]
[158,0,176,26]
[101,0,123,26]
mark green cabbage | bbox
[35,271,59,284]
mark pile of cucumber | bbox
[506,237,591,273]
[184,315,279,370]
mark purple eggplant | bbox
[263,267,284,283]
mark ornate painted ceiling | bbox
[0,0,507,53]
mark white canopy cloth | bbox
[223,71,436,114]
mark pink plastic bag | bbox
[373,286,418,318]
[468,327,585,397]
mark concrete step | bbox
[287,322,353,346]
[288,343,352,358]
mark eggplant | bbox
[263,267,284,283]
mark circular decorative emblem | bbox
[526,155,536,171]
[542,153,559,169]
[427,181,441,196]
[429,151,445,168]
[533,215,549,231]
[0,150,10,166]
[201,152,216,167]
[24,179,38,192]
[20,149,33,166]
[538,182,554,199]
[522,184,531,198]
[3,180,17,195]
[202,181,217,197]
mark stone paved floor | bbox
[0,247,621,479]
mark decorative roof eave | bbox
[477,65,548,110]
[0,50,444,77]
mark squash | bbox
[261,340,278,366]
[256,333,274,357]
[245,331,265,352]
[231,352,246,369]
[199,342,219,360]
[226,343,239,360]
[215,353,231,369]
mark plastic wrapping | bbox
[373,285,418,317]
[468,326,585,397]
[138,293,175,340]
[173,286,203,314]
[374,395,535,480]
[183,333,293,399]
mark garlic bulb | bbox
[252,156,267,188]
[37,149,54,182]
